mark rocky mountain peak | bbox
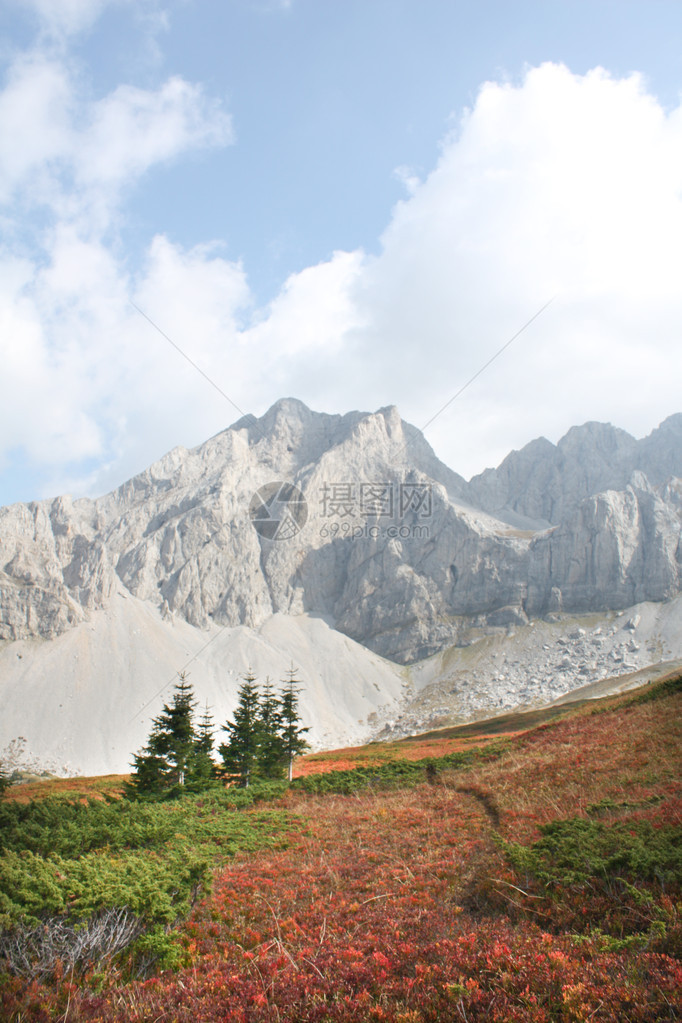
[637,413,682,484]
[467,414,682,526]
[555,422,639,484]
[2,402,682,775]
[2,400,680,660]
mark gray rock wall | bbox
[1,400,680,662]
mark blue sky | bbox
[2,0,682,505]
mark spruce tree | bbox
[126,672,212,799]
[279,665,310,782]
[219,669,262,787]
[156,671,197,786]
[191,701,218,789]
[257,676,286,779]
[126,735,169,799]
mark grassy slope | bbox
[293,671,677,774]
[3,774,128,804]
[6,672,672,792]
[2,676,681,1021]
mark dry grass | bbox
[4,774,129,804]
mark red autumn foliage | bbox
[2,685,681,1021]
[294,733,510,777]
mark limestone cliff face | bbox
[1,399,681,663]
[468,414,682,526]
[0,496,116,641]
[527,474,682,616]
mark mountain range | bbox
[1,399,681,774]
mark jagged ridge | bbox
[1,401,680,663]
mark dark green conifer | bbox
[257,676,286,779]
[279,664,311,782]
[0,760,11,799]
[191,701,218,789]
[155,671,197,787]
[126,672,213,799]
[219,669,262,787]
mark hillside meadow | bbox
[1,676,681,1021]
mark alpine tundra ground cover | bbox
[1,677,681,1021]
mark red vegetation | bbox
[4,775,128,805]
[294,734,509,777]
[2,687,681,1021]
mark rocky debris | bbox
[373,597,682,740]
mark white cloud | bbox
[0,249,105,469]
[0,232,258,499]
[325,63,682,474]
[0,54,73,203]
[246,251,366,357]
[0,50,232,229]
[3,59,682,501]
[393,165,421,197]
[77,77,233,190]
[0,31,236,496]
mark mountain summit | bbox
[1,402,681,772]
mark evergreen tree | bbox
[257,676,286,779]
[219,669,262,787]
[279,665,310,782]
[191,701,218,789]
[125,737,169,799]
[155,671,197,786]
[125,672,215,799]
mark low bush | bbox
[291,743,507,795]
[506,816,682,889]
[0,787,294,981]
[501,816,682,945]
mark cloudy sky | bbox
[1,0,682,505]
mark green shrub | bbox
[0,786,294,979]
[506,817,682,888]
[0,796,176,857]
[291,744,506,795]
[501,815,682,943]
[125,925,189,978]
